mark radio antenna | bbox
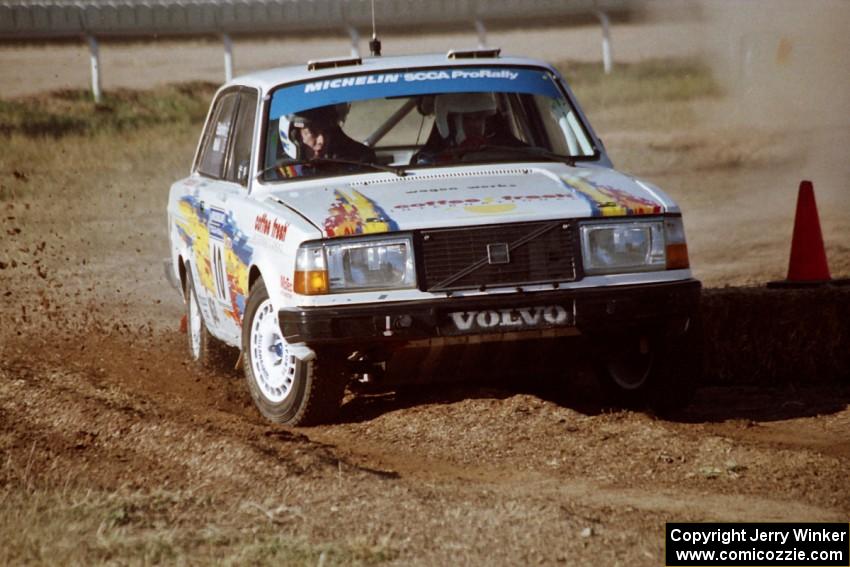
[369,0,382,56]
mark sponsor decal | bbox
[324,189,399,237]
[175,195,253,326]
[467,183,516,190]
[208,207,227,240]
[393,193,576,213]
[465,197,516,215]
[305,73,401,93]
[270,67,561,120]
[562,176,662,217]
[394,198,483,211]
[449,305,571,332]
[255,213,289,242]
[404,186,460,195]
[280,275,293,294]
[303,70,519,94]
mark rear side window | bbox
[197,91,239,178]
[226,90,258,186]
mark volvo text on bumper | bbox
[279,280,701,345]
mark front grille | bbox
[419,220,579,292]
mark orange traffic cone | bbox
[768,180,832,288]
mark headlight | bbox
[580,217,690,275]
[580,220,666,274]
[295,236,416,295]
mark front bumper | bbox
[279,279,701,346]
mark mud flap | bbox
[288,342,317,363]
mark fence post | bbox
[595,10,613,74]
[347,26,360,58]
[222,33,233,82]
[86,34,102,103]
[475,19,487,48]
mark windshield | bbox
[263,66,596,181]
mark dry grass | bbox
[0,122,199,204]
[559,59,720,110]
[558,58,719,131]
[0,438,397,567]
[0,485,397,565]
[0,82,216,138]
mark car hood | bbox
[268,162,676,237]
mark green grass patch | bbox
[557,58,720,110]
[0,81,217,138]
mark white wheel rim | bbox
[189,287,202,359]
[250,299,296,403]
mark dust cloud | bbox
[698,0,850,195]
[699,0,849,127]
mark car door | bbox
[189,88,241,342]
[194,88,259,344]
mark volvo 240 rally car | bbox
[166,49,702,426]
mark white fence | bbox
[1,0,634,100]
[1,0,632,37]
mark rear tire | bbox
[185,270,221,369]
[241,278,346,425]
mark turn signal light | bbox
[666,243,690,270]
[294,270,328,295]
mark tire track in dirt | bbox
[302,427,845,523]
[2,322,848,564]
[301,375,848,518]
[6,328,847,513]
[0,331,405,495]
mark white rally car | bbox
[166,49,701,425]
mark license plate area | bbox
[441,303,575,336]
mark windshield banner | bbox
[270,67,561,120]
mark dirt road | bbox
[2,2,849,564]
[1,325,847,564]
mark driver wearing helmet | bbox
[413,93,525,164]
[278,105,376,177]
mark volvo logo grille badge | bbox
[487,243,510,265]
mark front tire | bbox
[595,320,702,415]
[241,278,346,425]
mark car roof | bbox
[226,52,558,93]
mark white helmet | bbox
[278,115,299,159]
[434,93,498,144]
[278,106,340,160]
